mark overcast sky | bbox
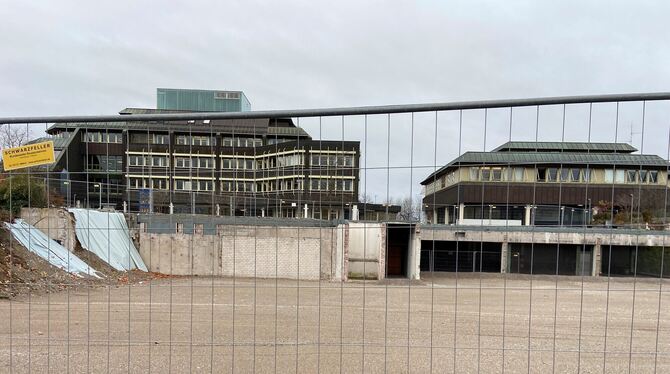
[2,1,669,201]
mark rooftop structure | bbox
[157,88,251,112]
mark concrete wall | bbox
[422,226,670,247]
[20,208,77,253]
[139,225,334,280]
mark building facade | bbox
[422,141,669,226]
[45,109,398,220]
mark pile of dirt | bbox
[0,226,167,299]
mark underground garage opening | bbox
[420,240,502,273]
[507,243,593,275]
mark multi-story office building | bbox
[44,107,398,220]
[157,88,251,112]
[422,141,669,226]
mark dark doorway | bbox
[420,240,501,273]
[386,224,412,277]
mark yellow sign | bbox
[2,141,56,171]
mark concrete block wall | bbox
[20,207,77,253]
[139,225,335,280]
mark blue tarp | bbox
[68,209,147,272]
[5,219,101,278]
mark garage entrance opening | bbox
[386,224,412,277]
[420,240,501,273]
[509,243,592,275]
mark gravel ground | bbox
[1,273,669,373]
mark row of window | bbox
[126,153,353,171]
[310,154,355,167]
[127,177,355,193]
[309,178,354,192]
[83,132,123,144]
[129,133,169,145]
[86,155,123,172]
[469,167,531,182]
[467,167,660,184]
[605,169,658,184]
[175,135,216,146]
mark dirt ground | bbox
[1,274,669,373]
[0,227,164,299]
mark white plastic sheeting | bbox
[68,209,147,272]
[5,219,101,278]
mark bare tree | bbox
[395,194,423,222]
[0,124,28,149]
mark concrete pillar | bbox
[524,205,532,226]
[303,204,309,219]
[352,205,359,221]
[444,208,449,225]
[592,240,601,277]
[501,241,509,273]
[458,203,465,223]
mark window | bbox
[546,168,558,182]
[130,133,148,144]
[537,168,547,182]
[491,168,502,181]
[480,168,491,181]
[151,156,168,167]
[604,169,614,183]
[559,168,570,182]
[615,169,625,183]
[191,136,211,146]
[570,168,581,182]
[176,135,189,145]
[174,180,192,191]
[107,133,122,143]
[245,160,254,170]
[470,167,479,181]
[649,170,658,184]
[514,167,524,181]
[639,170,648,183]
[343,180,353,191]
[87,155,122,171]
[152,179,167,190]
[310,179,328,191]
[196,180,213,191]
[626,170,637,183]
[152,134,168,145]
[192,157,213,169]
[128,155,146,167]
[582,168,591,182]
[221,158,236,169]
[175,157,191,168]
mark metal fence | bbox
[1,92,670,373]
